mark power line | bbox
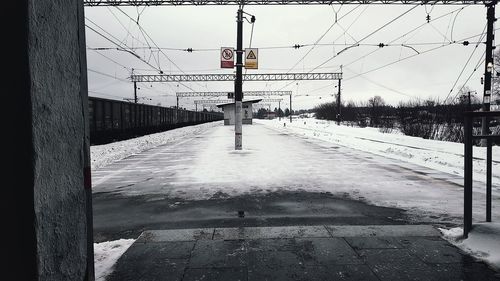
[443,23,487,104]
[344,29,497,82]
[343,66,417,99]
[87,47,131,71]
[448,51,486,104]
[85,24,161,71]
[310,4,420,74]
[284,4,361,74]
[88,68,129,82]
[340,6,468,72]
[277,4,420,91]
[114,7,207,91]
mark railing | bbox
[463,111,500,238]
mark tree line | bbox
[313,90,499,143]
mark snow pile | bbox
[91,121,221,170]
[258,118,500,189]
[439,223,500,270]
[94,239,135,281]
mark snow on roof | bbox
[216,99,262,108]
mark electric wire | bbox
[443,23,487,104]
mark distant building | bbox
[266,112,276,119]
[217,99,262,125]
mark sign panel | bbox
[245,48,258,69]
[221,47,234,68]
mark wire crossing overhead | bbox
[84,0,493,6]
[177,91,292,97]
[131,73,342,82]
[194,98,283,104]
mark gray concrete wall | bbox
[28,0,91,279]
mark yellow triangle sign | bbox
[247,50,256,60]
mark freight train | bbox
[88,97,223,145]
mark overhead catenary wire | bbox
[442,23,488,104]
[86,15,198,93]
[277,4,420,91]
[344,29,496,83]
[85,24,161,72]
[284,6,476,96]
[114,7,209,91]
[448,51,487,104]
[88,68,130,82]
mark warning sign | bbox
[245,48,258,69]
[221,47,234,68]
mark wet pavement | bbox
[93,191,410,242]
[92,123,500,279]
[106,225,500,281]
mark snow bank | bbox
[91,121,222,170]
[439,223,500,270]
[94,239,135,281]
[258,118,500,190]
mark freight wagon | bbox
[88,97,223,145]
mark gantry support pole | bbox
[234,7,243,150]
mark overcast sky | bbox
[84,3,494,111]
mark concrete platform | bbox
[106,225,500,281]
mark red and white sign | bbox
[221,47,234,68]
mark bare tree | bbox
[368,95,386,126]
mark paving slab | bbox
[108,225,500,280]
[136,228,214,243]
[325,224,440,237]
[213,225,330,240]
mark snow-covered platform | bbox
[91,121,500,276]
[106,225,500,281]
[92,122,499,225]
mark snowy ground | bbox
[258,118,500,191]
[440,223,500,270]
[91,118,500,274]
[94,239,135,281]
[91,121,222,170]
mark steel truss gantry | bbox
[177,91,292,98]
[130,73,342,83]
[194,98,283,104]
[84,0,492,6]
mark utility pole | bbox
[176,95,179,123]
[234,6,243,150]
[289,93,292,123]
[134,81,138,103]
[467,91,472,112]
[278,100,281,121]
[482,2,496,146]
[482,1,496,222]
[337,65,342,125]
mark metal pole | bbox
[289,93,292,123]
[337,75,342,125]
[487,138,492,222]
[279,101,281,121]
[235,7,243,150]
[176,96,179,123]
[464,115,473,238]
[134,81,138,104]
[481,2,495,146]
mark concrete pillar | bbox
[8,0,93,280]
